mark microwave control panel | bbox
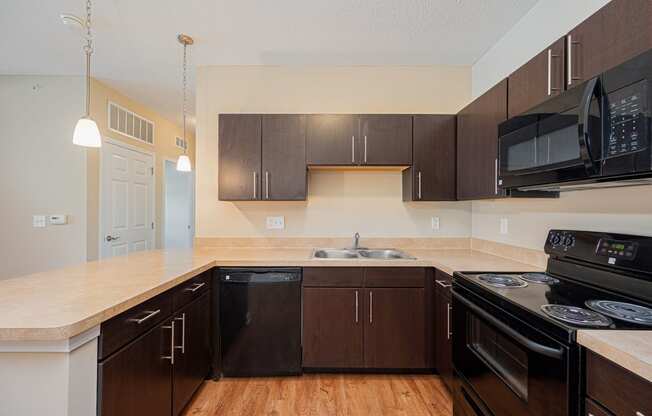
[605,80,648,158]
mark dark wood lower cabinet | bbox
[98,320,173,416]
[364,287,426,369]
[302,287,364,368]
[172,293,211,416]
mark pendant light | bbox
[176,34,193,172]
[72,0,101,147]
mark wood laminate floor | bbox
[182,374,452,416]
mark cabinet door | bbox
[172,293,211,416]
[262,115,307,200]
[306,115,359,165]
[302,287,363,368]
[568,0,652,90]
[457,79,507,200]
[218,114,262,200]
[435,290,453,391]
[98,320,173,416]
[364,288,426,369]
[403,115,456,201]
[360,115,413,165]
[508,37,565,118]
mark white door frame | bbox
[162,157,195,248]
[99,137,156,258]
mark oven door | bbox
[452,288,571,416]
[498,77,603,190]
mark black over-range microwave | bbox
[498,49,652,192]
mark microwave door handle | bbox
[452,291,565,359]
[578,77,600,175]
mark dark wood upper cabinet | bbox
[363,287,426,369]
[568,0,652,90]
[508,37,565,118]
[306,114,359,165]
[457,79,508,201]
[403,115,457,201]
[218,114,262,201]
[262,115,307,200]
[302,287,364,368]
[359,115,413,165]
[172,293,211,416]
[98,320,173,416]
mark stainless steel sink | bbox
[312,249,359,259]
[358,249,416,260]
[311,248,416,260]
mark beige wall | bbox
[0,76,87,279]
[196,66,472,238]
[469,0,652,249]
[87,79,195,259]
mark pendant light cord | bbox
[83,0,93,118]
[182,39,188,155]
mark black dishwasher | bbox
[219,268,302,376]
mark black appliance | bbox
[219,268,302,377]
[498,49,652,192]
[452,230,652,416]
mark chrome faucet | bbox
[353,232,361,250]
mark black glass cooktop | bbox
[454,271,652,335]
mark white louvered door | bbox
[101,141,154,258]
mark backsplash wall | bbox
[195,65,472,238]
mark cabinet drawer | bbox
[99,290,173,360]
[364,267,425,287]
[172,271,211,310]
[586,351,652,416]
[303,267,364,287]
[585,399,613,416]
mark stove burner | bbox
[541,304,613,327]
[520,273,560,284]
[478,274,528,288]
[585,300,652,326]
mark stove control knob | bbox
[563,236,575,247]
[551,234,562,245]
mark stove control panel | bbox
[596,238,638,260]
[548,231,576,251]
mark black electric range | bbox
[451,230,652,416]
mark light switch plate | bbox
[33,215,46,228]
[500,218,509,235]
[431,216,440,231]
[266,216,285,230]
[49,215,68,225]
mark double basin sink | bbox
[312,248,416,260]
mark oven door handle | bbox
[453,291,565,359]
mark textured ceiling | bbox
[1,0,538,127]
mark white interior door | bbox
[164,160,194,249]
[101,141,154,258]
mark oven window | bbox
[468,315,529,400]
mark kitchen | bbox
[1,1,651,416]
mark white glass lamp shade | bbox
[176,154,192,172]
[73,117,102,147]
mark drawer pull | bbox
[127,309,161,324]
[636,412,646,416]
[436,280,452,288]
[184,282,206,292]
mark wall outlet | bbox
[266,216,285,230]
[33,215,46,228]
[431,216,440,231]
[49,215,68,225]
[500,218,509,235]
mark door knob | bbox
[105,235,120,242]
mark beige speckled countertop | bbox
[577,330,652,382]
[0,246,536,342]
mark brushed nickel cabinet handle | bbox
[494,158,499,195]
[252,171,257,199]
[567,35,572,86]
[435,280,452,288]
[184,282,205,292]
[369,291,373,324]
[447,303,452,340]
[162,321,175,364]
[636,412,646,416]
[355,290,359,323]
[547,49,552,95]
[174,313,186,354]
[127,309,161,324]
[265,171,270,199]
[417,171,422,199]
[351,136,355,163]
[364,135,368,164]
